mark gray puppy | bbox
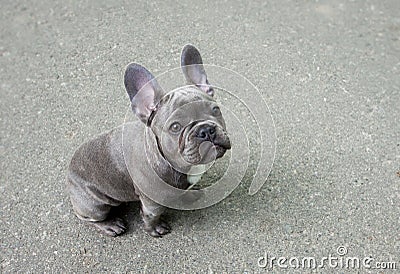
[67,45,231,237]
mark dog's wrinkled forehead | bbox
[157,86,215,118]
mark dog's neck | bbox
[145,127,190,189]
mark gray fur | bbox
[67,45,231,237]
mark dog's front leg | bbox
[139,194,171,237]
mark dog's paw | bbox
[92,217,127,237]
[145,220,171,237]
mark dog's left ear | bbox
[181,44,214,96]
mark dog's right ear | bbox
[124,63,164,124]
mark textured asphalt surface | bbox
[1,0,399,272]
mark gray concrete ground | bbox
[1,0,399,272]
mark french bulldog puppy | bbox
[67,45,231,237]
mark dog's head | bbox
[124,45,231,169]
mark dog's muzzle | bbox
[180,122,231,164]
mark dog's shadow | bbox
[114,178,279,238]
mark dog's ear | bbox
[124,63,164,124]
[181,44,214,96]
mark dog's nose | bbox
[196,125,216,141]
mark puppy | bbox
[67,45,231,237]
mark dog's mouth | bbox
[214,142,231,157]
[210,138,231,158]
[180,124,231,165]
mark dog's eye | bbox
[169,122,182,133]
[212,106,221,116]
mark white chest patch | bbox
[187,165,207,185]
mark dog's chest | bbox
[187,165,207,185]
